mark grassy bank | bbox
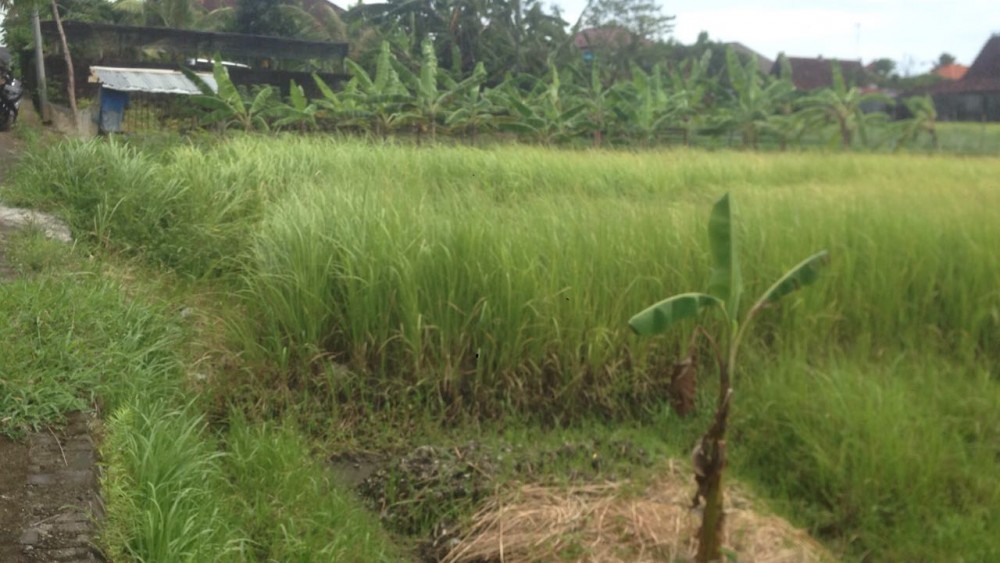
[0,229,399,560]
[5,136,999,559]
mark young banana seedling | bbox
[629,193,829,561]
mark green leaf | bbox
[180,66,216,96]
[249,86,274,116]
[212,55,242,111]
[288,80,307,112]
[418,38,439,101]
[706,193,742,318]
[752,250,830,311]
[629,293,724,336]
[345,59,374,92]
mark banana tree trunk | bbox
[693,369,732,562]
[50,0,77,120]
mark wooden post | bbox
[31,7,49,122]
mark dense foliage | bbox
[184,44,935,151]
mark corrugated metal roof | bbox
[89,66,218,95]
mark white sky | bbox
[555,0,1000,74]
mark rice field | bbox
[5,135,999,560]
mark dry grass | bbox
[442,461,832,563]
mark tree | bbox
[233,0,299,37]
[579,0,674,76]
[934,52,956,69]
[583,0,674,41]
[347,0,568,84]
[868,57,896,84]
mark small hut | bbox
[88,66,217,133]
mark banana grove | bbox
[186,40,937,151]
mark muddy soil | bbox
[1,118,104,562]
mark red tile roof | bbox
[930,35,1000,95]
[933,64,968,80]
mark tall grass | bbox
[735,353,1000,560]
[219,139,1000,419]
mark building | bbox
[772,56,868,90]
[930,35,1000,121]
[933,64,968,81]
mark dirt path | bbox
[1,116,104,562]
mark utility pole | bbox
[31,6,49,122]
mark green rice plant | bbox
[223,416,401,561]
[735,354,1000,560]
[100,401,247,561]
[628,193,828,561]
[222,140,1000,422]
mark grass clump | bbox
[101,402,245,561]
[4,139,262,277]
[224,416,401,562]
[735,354,1000,560]
[0,214,400,560]
[0,243,183,437]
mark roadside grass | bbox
[0,233,183,438]
[5,135,999,560]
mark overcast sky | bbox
[556,0,999,74]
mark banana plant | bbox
[271,79,318,131]
[443,78,497,144]
[797,62,893,148]
[344,41,411,139]
[711,47,794,149]
[398,38,487,143]
[629,193,829,561]
[615,63,680,146]
[491,64,586,145]
[312,73,372,134]
[571,63,620,147]
[667,49,715,146]
[183,55,274,132]
[895,95,939,151]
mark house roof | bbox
[933,64,968,80]
[725,42,773,75]
[965,35,1000,81]
[89,66,217,95]
[930,35,1000,95]
[773,57,866,90]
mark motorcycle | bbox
[0,71,23,132]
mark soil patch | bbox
[0,413,103,562]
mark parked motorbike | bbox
[1,71,23,132]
